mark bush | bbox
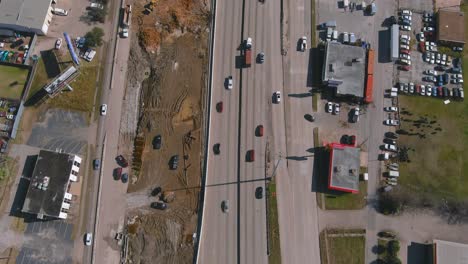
[385,255,402,264]
[388,240,400,256]
[85,27,105,47]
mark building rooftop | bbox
[0,0,51,32]
[323,42,367,98]
[22,150,76,219]
[437,10,465,44]
[433,239,468,264]
[328,143,360,193]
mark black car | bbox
[121,173,128,183]
[257,52,265,63]
[255,187,264,199]
[170,155,179,170]
[116,155,128,168]
[435,65,447,71]
[385,132,399,139]
[153,135,162,150]
[151,186,162,196]
[93,159,101,170]
[213,143,221,155]
[150,202,167,210]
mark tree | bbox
[388,240,401,256]
[85,27,105,47]
[385,255,402,264]
[89,8,107,23]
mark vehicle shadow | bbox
[288,92,312,98]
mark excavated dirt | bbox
[122,0,210,263]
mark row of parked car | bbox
[396,82,465,100]
[398,9,413,31]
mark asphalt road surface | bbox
[197,0,282,262]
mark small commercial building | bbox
[437,10,465,47]
[0,0,53,35]
[432,239,468,264]
[327,143,360,193]
[322,42,367,101]
[390,24,399,61]
[22,150,82,220]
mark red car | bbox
[256,125,264,137]
[418,42,425,52]
[400,49,410,55]
[398,65,410,71]
[116,155,128,168]
[216,101,223,113]
[247,150,255,162]
[349,135,356,146]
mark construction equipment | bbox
[145,0,156,13]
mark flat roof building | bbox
[433,239,468,264]
[437,10,465,46]
[390,24,399,61]
[322,42,367,100]
[0,0,53,35]
[22,150,81,220]
[328,143,360,193]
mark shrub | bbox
[85,27,105,47]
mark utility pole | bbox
[271,152,283,179]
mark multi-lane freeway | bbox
[198,0,321,263]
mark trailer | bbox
[122,4,132,29]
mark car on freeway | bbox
[257,52,265,63]
[151,201,168,210]
[400,25,411,31]
[213,143,220,155]
[100,104,107,116]
[398,65,410,71]
[400,44,410,50]
[113,167,122,180]
[383,144,398,152]
[85,233,93,246]
[384,119,400,126]
[256,125,264,137]
[55,38,62,49]
[333,103,340,115]
[153,135,162,149]
[384,106,398,112]
[255,187,264,199]
[221,200,229,213]
[226,76,233,89]
[326,102,333,113]
[423,27,435,32]
[170,155,179,170]
[424,69,436,76]
[216,101,223,113]
[116,155,128,167]
[300,36,307,51]
[121,173,128,183]
[93,159,100,170]
[274,91,281,103]
[247,149,255,162]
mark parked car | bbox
[333,103,340,115]
[116,155,128,167]
[256,125,264,137]
[247,150,255,162]
[424,69,436,76]
[6,114,14,120]
[255,187,264,199]
[384,106,398,112]
[216,101,223,113]
[453,46,463,52]
[121,173,128,183]
[385,131,399,139]
[452,74,463,79]
[383,144,398,152]
[257,52,265,63]
[213,143,221,155]
[417,32,425,41]
[226,76,233,89]
[52,8,69,16]
[400,49,410,55]
[399,53,410,60]
[352,107,360,123]
[113,167,122,180]
[85,233,93,246]
[55,38,62,49]
[89,2,104,9]
[326,102,333,113]
[423,76,436,82]
[400,10,412,15]
[170,155,179,170]
[420,85,426,96]
[221,200,229,213]
[400,25,411,31]
[400,58,411,65]
[153,135,162,149]
[274,91,281,103]
[151,201,168,210]
[400,38,410,45]
[93,159,100,170]
[100,104,107,115]
[384,119,400,126]
[384,138,397,145]
[400,44,410,50]
[300,36,307,51]
[423,26,435,32]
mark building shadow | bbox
[307,47,325,87]
[9,155,37,218]
[311,147,328,193]
[39,50,60,78]
[407,242,433,264]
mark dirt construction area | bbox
[121,0,210,263]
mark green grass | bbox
[313,127,319,148]
[267,179,281,264]
[0,65,29,100]
[320,229,366,264]
[324,181,367,210]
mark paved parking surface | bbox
[16,220,73,264]
[399,0,433,13]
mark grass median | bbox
[267,179,282,264]
[320,229,366,264]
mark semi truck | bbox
[244,37,252,67]
[122,4,132,29]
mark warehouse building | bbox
[327,143,360,193]
[390,24,399,61]
[437,10,465,47]
[22,150,81,220]
[0,0,53,35]
[322,42,367,101]
[432,239,468,264]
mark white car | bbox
[85,233,93,246]
[89,2,104,9]
[400,58,411,65]
[452,79,464,84]
[333,103,340,115]
[384,144,398,152]
[6,114,14,120]
[400,44,410,50]
[52,8,68,16]
[452,74,463,79]
[274,91,281,103]
[421,85,426,96]
[453,46,463,52]
[384,119,400,126]
[424,56,431,63]
[400,34,410,41]
[100,104,107,115]
[300,36,307,51]
[55,38,62,49]
[245,37,252,49]
[423,27,435,32]
[423,12,432,18]
[424,69,436,76]
[326,102,333,113]
[400,38,410,45]
[417,32,425,41]
[400,10,412,15]
[121,28,129,38]
[401,15,412,21]
[423,17,434,23]
[426,85,432,96]
[226,76,233,89]
[441,54,447,61]
[384,106,398,112]
[222,200,229,213]
[400,25,411,31]
[400,53,410,60]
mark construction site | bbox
[120,0,210,263]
